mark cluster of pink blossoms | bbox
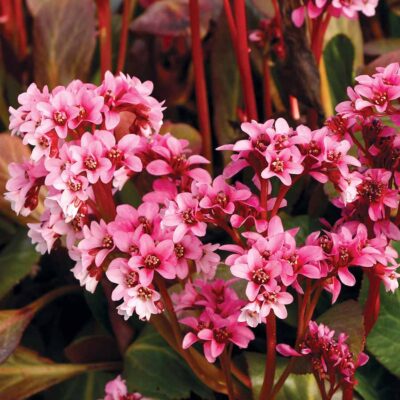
[277,321,369,387]
[103,375,150,400]
[5,64,399,376]
[292,0,378,27]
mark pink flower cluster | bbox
[277,321,369,386]
[173,279,254,363]
[103,375,150,400]
[292,0,378,27]
[5,64,399,373]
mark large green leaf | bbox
[123,326,213,400]
[317,299,364,358]
[27,0,96,88]
[44,371,115,400]
[323,34,354,106]
[245,353,321,400]
[0,228,40,300]
[363,286,400,377]
[0,347,118,400]
[210,11,241,158]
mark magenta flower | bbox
[70,132,113,184]
[129,233,175,286]
[199,175,251,214]
[163,193,207,242]
[258,286,294,319]
[231,248,282,301]
[147,135,211,184]
[197,313,254,363]
[172,234,203,279]
[37,89,78,138]
[261,148,304,185]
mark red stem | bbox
[289,96,300,121]
[260,177,268,220]
[259,313,277,400]
[189,0,213,166]
[93,181,116,222]
[363,272,381,336]
[13,0,27,60]
[233,0,258,121]
[95,0,113,75]
[117,0,134,72]
[263,56,272,120]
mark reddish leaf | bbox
[0,347,120,400]
[131,0,221,38]
[27,0,96,88]
[363,50,400,75]
[64,335,120,363]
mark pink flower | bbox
[163,193,207,242]
[70,132,113,184]
[261,148,304,185]
[79,219,115,269]
[199,175,251,214]
[257,286,294,319]
[103,375,151,400]
[231,248,282,301]
[117,284,161,321]
[106,258,140,301]
[197,313,254,363]
[172,234,203,279]
[37,89,79,138]
[129,234,175,285]
[195,243,221,279]
[146,135,211,184]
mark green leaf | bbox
[245,353,321,400]
[317,300,364,358]
[0,228,40,300]
[44,371,115,400]
[210,11,241,160]
[364,286,400,377]
[84,286,113,335]
[0,347,118,400]
[323,34,354,106]
[124,325,213,400]
[27,0,96,88]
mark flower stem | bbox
[189,0,213,167]
[117,0,135,72]
[95,0,113,75]
[263,56,272,120]
[233,0,258,121]
[220,348,235,400]
[259,312,277,400]
[260,177,268,220]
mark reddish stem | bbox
[289,96,300,121]
[363,272,381,336]
[220,349,235,400]
[260,177,268,220]
[13,0,27,60]
[93,181,116,222]
[259,313,277,400]
[95,0,113,75]
[233,0,258,121]
[342,384,354,400]
[189,0,213,166]
[117,0,134,72]
[263,56,272,120]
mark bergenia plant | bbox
[1,0,399,400]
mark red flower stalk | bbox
[95,0,113,75]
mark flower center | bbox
[107,147,122,162]
[174,243,185,258]
[319,235,332,253]
[144,254,161,269]
[264,291,278,303]
[338,247,350,266]
[53,110,67,125]
[373,92,388,106]
[252,268,270,285]
[38,136,49,148]
[327,150,341,162]
[102,235,114,249]
[182,209,196,224]
[216,191,228,207]
[357,180,384,203]
[125,271,138,288]
[271,158,284,172]
[84,155,98,170]
[213,327,231,343]
[138,216,152,234]
[68,179,82,192]
[254,134,270,151]
[137,286,152,300]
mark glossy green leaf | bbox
[245,353,321,400]
[0,347,118,400]
[124,326,213,399]
[317,300,364,358]
[210,11,241,159]
[364,286,400,377]
[0,228,40,300]
[44,371,115,400]
[27,0,96,88]
[323,34,354,106]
